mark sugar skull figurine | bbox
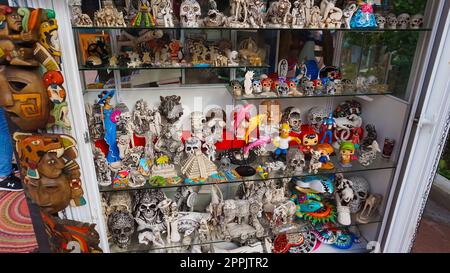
[261,77,273,93]
[13,132,86,214]
[339,141,355,167]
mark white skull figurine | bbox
[366,75,379,87]
[185,137,202,156]
[375,14,386,29]
[129,170,146,188]
[410,14,424,29]
[180,0,201,27]
[386,13,397,29]
[288,150,306,175]
[397,13,410,29]
[308,106,327,132]
[283,107,302,133]
[347,176,370,214]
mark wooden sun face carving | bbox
[0,66,51,131]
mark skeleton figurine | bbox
[134,189,167,246]
[94,147,112,187]
[94,0,127,27]
[174,186,198,212]
[203,134,217,162]
[108,211,135,249]
[158,198,181,244]
[160,0,174,27]
[342,3,357,29]
[204,0,226,27]
[266,0,291,28]
[70,0,93,26]
[335,174,355,226]
[180,0,201,27]
[247,0,266,28]
[229,0,249,27]
[291,1,306,28]
[122,146,144,170]
[308,150,322,174]
[320,0,343,28]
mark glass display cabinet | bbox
[9,0,448,253]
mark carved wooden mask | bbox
[0,66,51,131]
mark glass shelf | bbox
[112,213,380,253]
[226,86,393,101]
[73,25,432,32]
[79,64,270,71]
[99,154,396,193]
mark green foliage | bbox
[392,0,428,15]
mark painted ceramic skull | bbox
[252,80,262,94]
[308,107,327,132]
[180,0,201,27]
[366,75,379,86]
[282,107,302,133]
[261,78,272,92]
[185,137,202,155]
[375,14,386,28]
[347,176,370,213]
[397,13,410,29]
[303,80,315,96]
[277,82,290,96]
[410,14,424,29]
[386,13,397,29]
[231,80,243,96]
[108,211,135,248]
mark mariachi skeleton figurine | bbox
[14,133,86,214]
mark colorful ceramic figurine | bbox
[316,143,335,170]
[131,0,156,27]
[320,113,336,144]
[339,141,355,167]
[272,123,302,161]
[350,0,377,28]
[98,90,121,164]
[43,71,71,130]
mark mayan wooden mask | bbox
[0,66,51,131]
[13,132,85,214]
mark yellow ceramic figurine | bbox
[272,123,301,161]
